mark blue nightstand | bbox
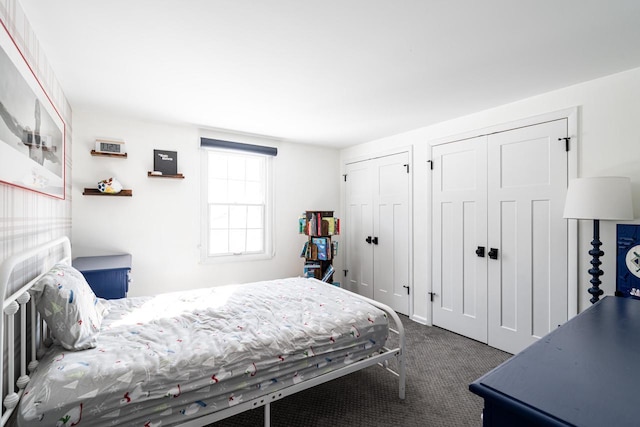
[72,254,131,299]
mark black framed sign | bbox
[153,149,177,175]
[616,224,640,298]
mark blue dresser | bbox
[72,254,131,299]
[470,296,640,426]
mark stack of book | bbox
[303,262,322,279]
[300,238,338,261]
[299,211,340,236]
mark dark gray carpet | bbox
[209,316,511,426]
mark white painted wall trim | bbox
[411,314,428,325]
[429,107,579,147]
[343,145,414,165]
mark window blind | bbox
[200,137,278,156]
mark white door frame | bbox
[427,107,579,325]
[342,146,414,319]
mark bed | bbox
[0,237,406,426]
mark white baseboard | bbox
[410,314,429,325]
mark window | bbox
[201,139,275,261]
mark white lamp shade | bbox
[563,176,634,220]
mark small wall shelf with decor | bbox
[299,211,340,284]
[83,188,133,196]
[90,150,127,158]
[147,171,184,179]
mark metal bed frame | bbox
[0,237,406,426]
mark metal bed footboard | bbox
[178,278,407,427]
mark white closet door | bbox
[432,137,488,342]
[373,152,410,315]
[345,161,374,298]
[486,119,568,354]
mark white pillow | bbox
[32,263,105,350]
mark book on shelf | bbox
[321,264,335,282]
[304,262,322,279]
[311,237,331,261]
[301,211,339,236]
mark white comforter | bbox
[18,277,388,426]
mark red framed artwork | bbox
[0,19,65,199]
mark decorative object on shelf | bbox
[300,211,340,283]
[563,176,634,304]
[97,177,123,194]
[94,138,126,156]
[0,22,65,199]
[153,149,178,175]
[616,224,640,298]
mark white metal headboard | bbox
[0,236,71,425]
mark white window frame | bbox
[200,147,274,263]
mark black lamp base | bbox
[588,219,604,304]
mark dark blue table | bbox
[470,296,640,426]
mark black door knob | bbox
[476,246,485,257]
[488,248,499,260]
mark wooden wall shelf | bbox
[83,188,133,197]
[91,150,128,158]
[147,172,184,179]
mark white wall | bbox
[341,66,640,323]
[72,109,341,296]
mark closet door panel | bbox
[374,152,410,315]
[462,201,479,317]
[532,200,551,338]
[438,201,457,311]
[487,119,568,354]
[432,137,488,343]
[498,200,518,331]
[345,162,374,298]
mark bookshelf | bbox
[299,211,340,284]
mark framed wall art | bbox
[616,224,640,299]
[0,20,65,199]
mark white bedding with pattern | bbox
[17,277,388,426]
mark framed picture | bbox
[0,21,65,199]
[616,224,640,299]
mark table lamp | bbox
[563,177,634,304]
